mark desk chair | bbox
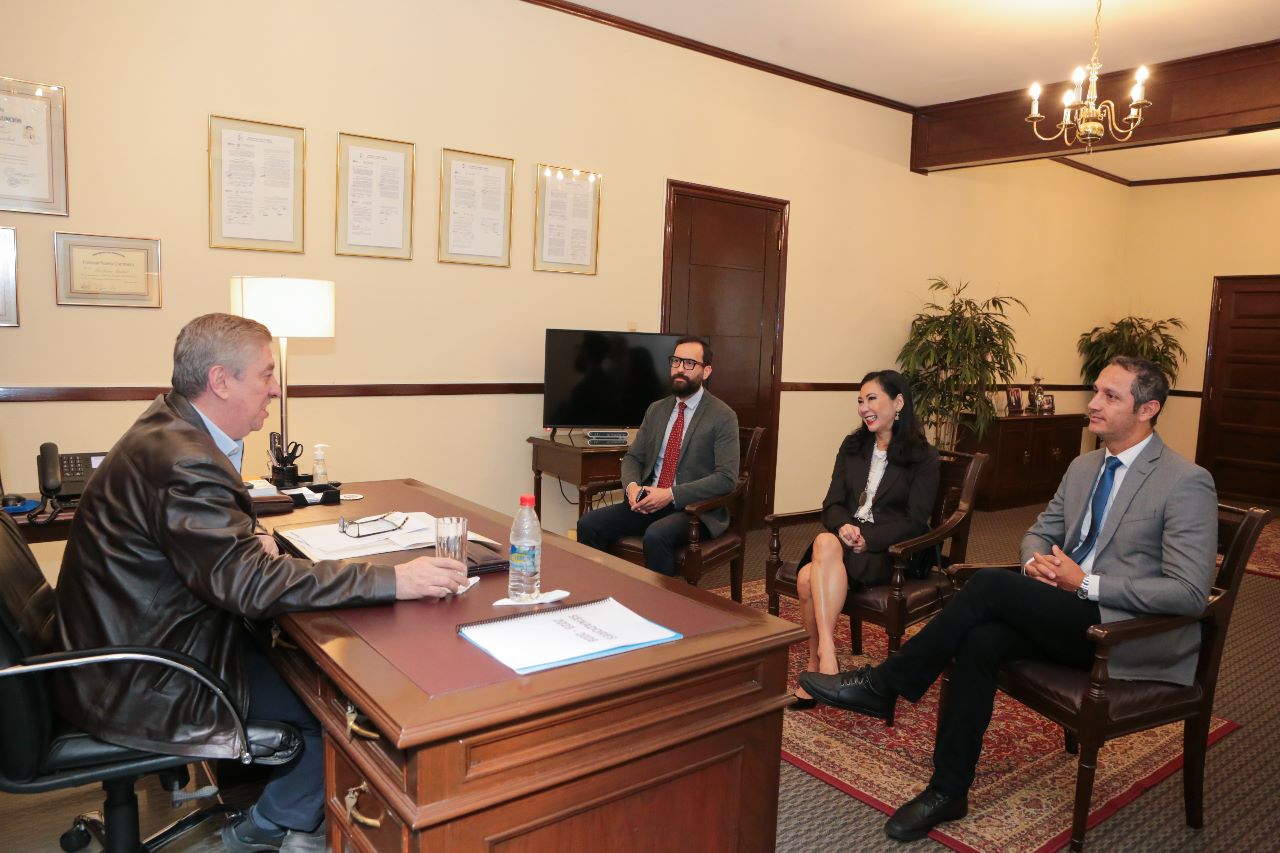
[583,426,765,602]
[0,512,302,852]
[942,503,1271,852]
[765,449,985,659]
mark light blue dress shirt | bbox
[647,385,704,487]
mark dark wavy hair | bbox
[842,369,931,464]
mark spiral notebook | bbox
[457,597,682,674]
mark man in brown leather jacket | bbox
[55,313,468,851]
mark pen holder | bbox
[270,464,299,489]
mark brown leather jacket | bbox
[54,393,396,759]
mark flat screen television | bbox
[543,329,682,428]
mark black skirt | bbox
[797,532,893,588]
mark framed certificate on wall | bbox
[438,148,513,267]
[53,232,161,308]
[336,132,415,260]
[208,115,305,253]
[0,76,69,216]
[533,163,600,275]
[0,227,17,326]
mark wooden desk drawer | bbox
[321,681,409,787]
[329,739,406,852]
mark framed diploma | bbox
[336,132,414,260]
[0,227,17,326]
[0,77,68,216]
[438,148,513,267]
[53,232,161,308]
[208,115,305,253]
[533,163,601,275]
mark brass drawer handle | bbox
[345,703,381,741]
[1023,450,1032,465]
[270,624,298,650]
[1051,447,1063,461]
[345,782,382,828]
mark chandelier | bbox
[1026,0,1151,151]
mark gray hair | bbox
[171,313,271,397]
[1108,355,1169,426]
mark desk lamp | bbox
[230,276,335,485]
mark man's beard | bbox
[671,374,702,399]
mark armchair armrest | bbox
[683,480,743,518]
[580,479,623,502]
[944,562,1022,587]
[888,509,967,563]
[763,508,824,568]
[1085,602,1212,648]
[0,646,254,764]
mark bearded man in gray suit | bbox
[576,336,740,575]
[801,356,1217,842]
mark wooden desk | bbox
[9,502,74,544]
[527,435,628,519]
[261,479,802,852]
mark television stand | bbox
[527,435,629,520]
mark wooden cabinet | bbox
[957,414,1087,510]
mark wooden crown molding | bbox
[912,39,1280,173]
[1055,156,1280,187]
[519,0,914,113]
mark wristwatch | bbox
[1076,577,1090,600]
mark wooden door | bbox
[662,181,788,526]
[1195,275,1280,505]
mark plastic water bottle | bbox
[508,494,542,601]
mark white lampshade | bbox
[229,276,335,338]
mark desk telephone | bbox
[26,443,108,524]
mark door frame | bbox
[659,179,790,521]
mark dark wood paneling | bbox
[778,382,1202,398]
[0,383,543,403]
[912,40,1280,172]
[519,0,914,114]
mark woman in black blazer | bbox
[792,370,939,708]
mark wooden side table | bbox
[527,435,628,519]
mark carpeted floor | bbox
[735,505,1280,852]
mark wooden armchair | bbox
[581,426,765,602]
[765,450,986,655]
[943,503,1272,852]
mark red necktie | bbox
[655,402,687,489]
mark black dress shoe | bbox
[884,786,968,841]
[798,665,895,719]
[787,694,818,711]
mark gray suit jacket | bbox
[1021,433,1217,686]
[621,391,741,538]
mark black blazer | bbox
[819,435,940,554]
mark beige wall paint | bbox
[1,0,1269,545]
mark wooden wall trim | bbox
[780,381,1201,399]
[0,383,544,403]
[2,381,1201,404]
[1055,157,1280,187]
[519,0,914,114]
[912,39,1280,172]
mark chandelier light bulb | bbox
[1072,66,1086,85]
[1063,90,1076,107]
[1135,65,1149,83]
[1029,82,1041,99]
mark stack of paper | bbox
[458,597,682,674]
[280,512,498,561]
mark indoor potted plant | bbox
[1076,316,1187,385]
[897,277,1027,450]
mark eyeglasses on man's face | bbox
[669,356,705,370]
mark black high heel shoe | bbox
[787,694,818,711]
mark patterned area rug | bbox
[721,580,1240,853]
[1245,518,1280,580]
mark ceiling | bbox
[563,0,1280,182]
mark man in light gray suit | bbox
[576,336,740,575]
[800,356,1217,842]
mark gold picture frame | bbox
[0,76,69,216]
[0,227,17,326]
[533,163,601,275]
[53,232,161,308]
[208,115,305,253]
[438,148,513,267]
[336,132,415,260]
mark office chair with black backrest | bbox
[0,511,303,852]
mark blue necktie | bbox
[1069,456,1123,564]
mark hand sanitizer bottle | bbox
[312,444,330,485]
